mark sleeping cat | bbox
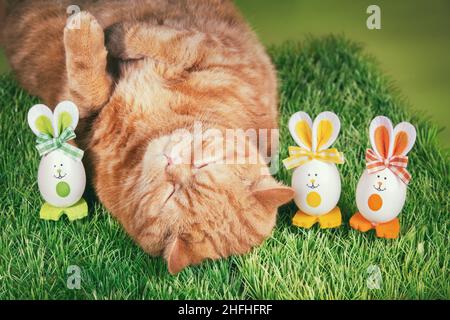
[1,0,294,274]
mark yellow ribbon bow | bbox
[282,146,345,170]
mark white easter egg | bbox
[292,159,341,216]
[37,150,86,208]
[356,168,407,224]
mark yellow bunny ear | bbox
[312,111,341,151]
[288,112,312,150]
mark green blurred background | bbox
[1,0,449,145]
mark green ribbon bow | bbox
[36,127,84,161]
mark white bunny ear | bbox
[369,116,393,159]
[288,112,313,150]
[392,122,416,156]
[312,111,341,151]
[53,101,79,137]
[27,104,55,137]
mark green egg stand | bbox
[40,181,88,222]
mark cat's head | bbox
[135,129,294,274]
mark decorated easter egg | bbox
[37,150,86,208]
[356,168,407,224]
[292,159,341,216]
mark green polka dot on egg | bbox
[56,182,71,198]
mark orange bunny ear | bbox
[392,122,416,156]
[369,116,393,159]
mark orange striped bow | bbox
[366,148,411,185]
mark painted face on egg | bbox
[292,159,341,216]
[356,168,407,223]
[37,150,86,208]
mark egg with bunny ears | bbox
[28,101,86,208]
[37,149,86,208]
[355,116,416,224]
[356,167,406,223]
[292,159,341,216]
[351,116,416,239]
[284,111,344,226]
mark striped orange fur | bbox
[3,0,294,274]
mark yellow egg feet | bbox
[292,211,317,228]
[292,207,341,229]
[318,206,342,229]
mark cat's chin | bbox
[158,176,294,275]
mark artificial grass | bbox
[0,36,448,299]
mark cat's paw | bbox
[63,11,111,115]
[105,22,145,60]
[64,11,105,59]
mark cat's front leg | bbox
[63,12,113,118]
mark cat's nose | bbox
[166,163,191,184]
[163,144,190,165]
[164,153,187,167]
[165,154,174,166]
[377,181,383,187]
[310,179,316,184]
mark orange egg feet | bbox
[350,213,400,239]
[349,212,373,232]
[375,218,400,239]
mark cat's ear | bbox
[167,238,191,275]
[251,177,295,209]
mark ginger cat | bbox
[1,0,294,274]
